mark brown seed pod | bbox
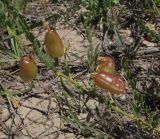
[19,55,38,82]
[93,71,125,95]
[44,29,65,58]
[96,56,116,74]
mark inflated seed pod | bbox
[96,56,115,74]
[19,55,38,82]
[93,71,125,95]
[44,29,65,58]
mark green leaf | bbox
[113,0,119,4]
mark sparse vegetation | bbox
[0,0,160,138]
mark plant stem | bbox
[55,70,88,92]
[55,70,160,133]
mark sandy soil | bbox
[0,1,160,139]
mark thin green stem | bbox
[55,70,160,133]
[55,70,88,92]
[151,0,160,16]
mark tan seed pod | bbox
[44,30,65,58]
[19,55,38,82]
